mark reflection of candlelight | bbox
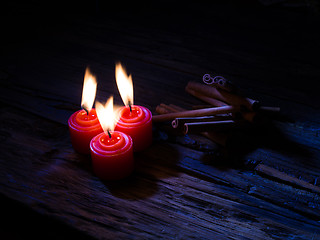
[90,96,134,181]
[114,62,152,152]
[68,67,102,154]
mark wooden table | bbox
[1,2,320,239]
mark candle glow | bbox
[115,63,134,106]
[90,95,134,180]
[81,68,97,112]
[115,62,152,152]
[95,96,119,135]
[68,67,102,154]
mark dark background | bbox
[2,0,320,109]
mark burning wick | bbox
[107,130,112,139]
[81,105,89,115]
[128,101,132,112]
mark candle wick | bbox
[81,105,89,115]
[128,101,132,112]
[107,130,112,139]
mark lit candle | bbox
[114,63,152,152]
[68,68,103,154]
[91,96,134,180]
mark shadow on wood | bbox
[100,173,159,200]
[193,121,314,170]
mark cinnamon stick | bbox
[152,105,238,122]
[186,87,227,107]
[192,105,213,110]
[172,115,233,129]
[156,105,171,115]
[203,74,237,92]
[183,120,236,135]
[258,106,281,113]
[155,103,231,146]
[168,104,186,112]
[241,106,282,123]
[186,81,259,110]
[159,103,181,113]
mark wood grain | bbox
[1,106,319,239]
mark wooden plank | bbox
[1,79,320,184]
[1,105,319,239]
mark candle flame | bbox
[95,96,119,133]
[115,62,133,106]
[81,67,97,112]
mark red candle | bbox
[115,105,152,151]
[114,63,152,151]
[68,67,102,154]
[93,96,134,180]
[68,109,102,154]
[90,131,133,180]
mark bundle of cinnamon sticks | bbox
[153,74,280,146]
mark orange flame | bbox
[81,67,97,112]
[115,63,133,106]
[95,96,119,133]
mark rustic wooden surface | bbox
[1,1,320,239]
